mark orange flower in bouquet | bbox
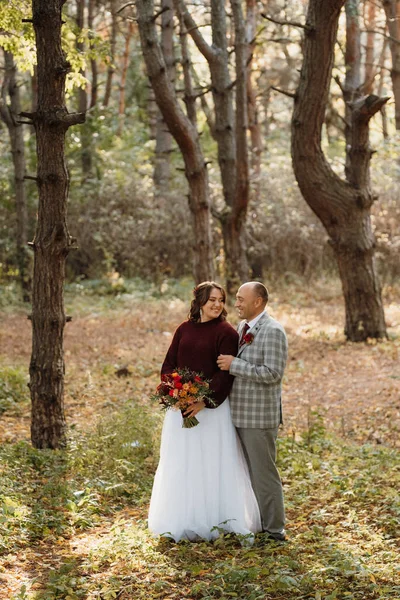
[151,368,215,428]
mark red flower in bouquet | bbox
[151,368,215,428]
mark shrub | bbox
[0,366,29,414]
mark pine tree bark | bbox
[382,0,400,129]
[291,0,387,341]
[29,0,85,448]
[0,51,30,302]
[136,0,214,283]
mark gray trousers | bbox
[236,426,285,535]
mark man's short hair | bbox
[253,282,269,305]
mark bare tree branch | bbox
[152,5,171,22]
[334,75,346,94]
[117,2,135,14]
[362,28,400,44]
[270,85,296,98]
[173,0,217,63]
[261,13,311,31]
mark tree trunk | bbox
[136,0,214,283]
[246,0,262,190]
[179,0,250,294]
[177,4,197,127]
[88,0,98,108]
[377,40,390,139]
[0,51,30,302]
[291,0,387,341]
[31,65,38,112]
[259,71,271,139]
[363,0,376,94]
[383,0,400,129]
[153,0,174,189]
[29,0,85,448]
[103,0,118,107]
[76,0,92,178]
[343,0,361,181]
[117,20,134,136]
[147,87,158,139]
[223,0,250,294]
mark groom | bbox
[217,281,288,541]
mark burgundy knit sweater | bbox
[161,318,239,408]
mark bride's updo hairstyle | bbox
[189,281,228,323]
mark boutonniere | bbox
[243,332,254,345]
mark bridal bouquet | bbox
[151,368,215,428]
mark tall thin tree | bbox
[363,0,377,94]
[343,0,362,180]
[0,50,30,302]
[117,19,134,136]
[178,0,250,294]
[246,0,262,189]
[26,0,85,448]
[88,0,98,108]
[153,0,175,190]
[382,0,400,129]
[103,0,118,107]
[76,0,92,178]
[136,0,214,283]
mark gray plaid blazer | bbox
[229,312,288,429]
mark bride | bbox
[148,281,261,542]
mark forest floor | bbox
[0,278,399,600]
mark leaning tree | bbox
[177,0,250,295]
[291,0,388,341]
[136,0,214,283]
[26,0,85,448]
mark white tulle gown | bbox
[148,399,261,542]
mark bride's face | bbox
[200,287,225,322]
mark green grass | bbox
[0,402,160,554]
[1,405,398,600]
[0,275,195,316]
[0,281,25,311]
[63,276,195,316]
[1,278,399,598]
[0,365,29,414]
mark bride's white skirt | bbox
[148,399,261,542]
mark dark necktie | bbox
[239,323,250,346]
